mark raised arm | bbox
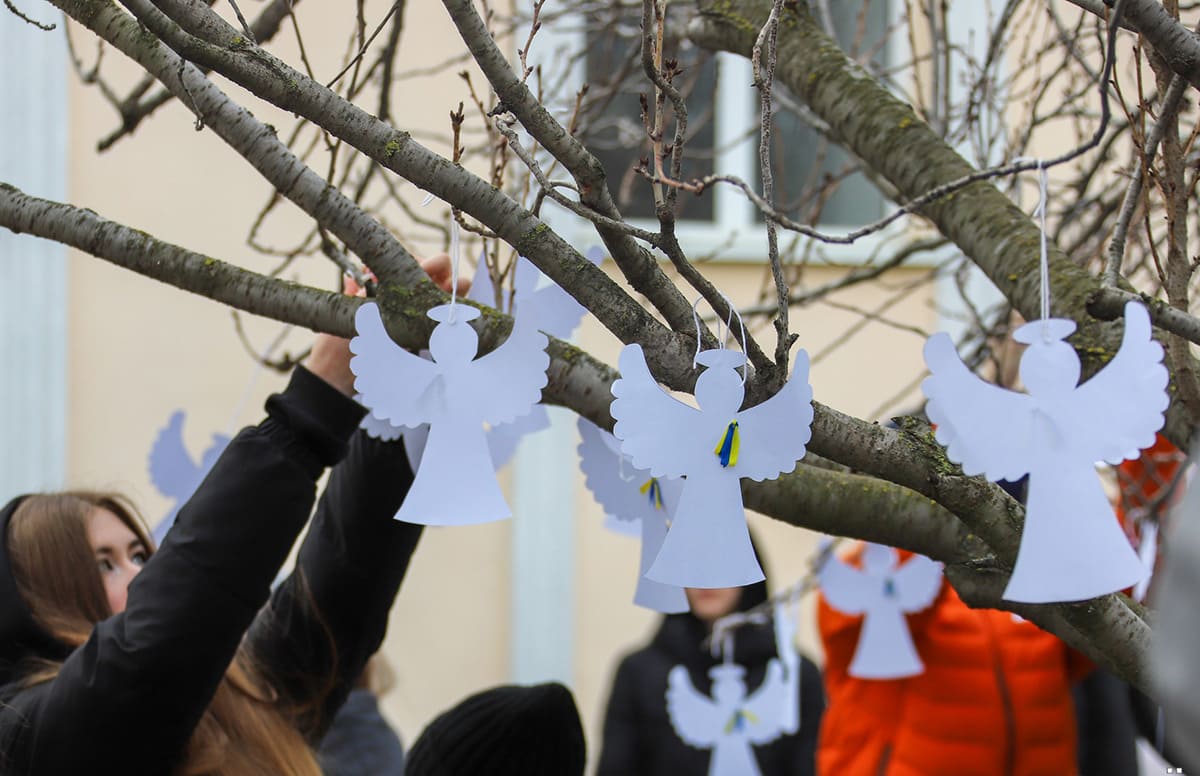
[245,428,421,741]
[0,363,365,773]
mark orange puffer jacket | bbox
[817,549,1091,776]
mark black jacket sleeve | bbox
[596,655,649,776]
[243,429,421,743]
[0,367,364,775]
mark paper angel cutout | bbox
[667,661,791,776]
[365,251,598,468]
[147,411,230,544]
[577,416,688,613]
[351,301,548,525]
[610,344,813,588]
[923,300,1167,602]
[819,543,942,679]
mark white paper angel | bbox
[610,344,813,588]
[577,416,688,613]
[350,301,549,525]
[147,410,230,544]
[819,543,942,679]
[666,660,791,776]
[365,250,599,468]
[923,300,1167,602]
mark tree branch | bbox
[689,0,1198,452]
[126,0,707,390]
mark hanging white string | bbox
[720,292,749,386]
[449,216,462,322]
[691,296,749,385]
[707,536,844,651]
[1034,160,1051,335]
[691,296,705,368]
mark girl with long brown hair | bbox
[0,256,460,775]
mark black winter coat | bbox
[596,581,824,776]
[0,367,420,775]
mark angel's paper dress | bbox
[351,301,548,525]
[667,662,790,776]
[148,410,230,543]
[611,344,813,588]
[819,543,942,678]
[923,301,1166,602]
[577,417,687,613]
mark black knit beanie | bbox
[404,682,586,776]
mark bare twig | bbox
[3,0,55,30]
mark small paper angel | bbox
[147,410,230,544]
[577,416,688,613]
[366,250,598,468]
[666,660,791,776]
[819,543,942,679]
[350,301,549,525]
[923,300,1167,602]
[610,344,813,588]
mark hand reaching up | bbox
[308,254,469,395]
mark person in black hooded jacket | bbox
[0,258,459,775]
[596,540,824,776]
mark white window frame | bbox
[528,1,915,265]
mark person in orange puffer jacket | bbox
[816,543,1093,776]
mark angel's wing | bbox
[892,554,944,613]
[354,392,404,442]
[1062,301,1169,464]
[610,344,710,478]
[666,665,723,748]
[350,302,440,428]
[464,312,550,425]
[922,332,1037,481]
[734,350,815,482]
[199,434,231,472]
[148,411,202,501]
[742,660,791,744]
[517,254,595,340]
[818,553,873,615]
[578,416,681,522]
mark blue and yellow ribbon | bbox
[714,421,740,468]
[639,478,664,510]
[724,708,759,734]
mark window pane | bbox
[583,10,715,222]
[757,0,890,227]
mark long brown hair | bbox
[7,492,322,776]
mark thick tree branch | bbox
[128,0,707,391]
[689,0,1154,691]
[97,0,303,151]
[54,0,424,289]
[689,0,1199,449]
